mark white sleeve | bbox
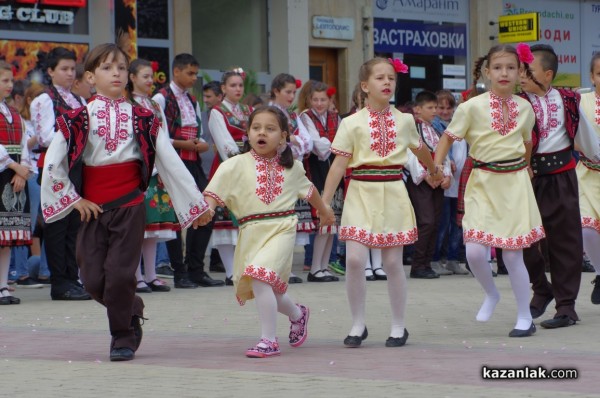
[31,93,56,148]
[19,116,32,169]
[290,116,313,159]
[152,93,166,111]
[195,102,205,143]
[299,112,331,161]
[41,132,81,223]
[404,149,426,185]
[154,120,209,229]
[0,144,14,172]
[575,104,600,162]
[208,108,240,160]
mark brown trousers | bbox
[77,204,146,350]
[406,178,444,270]
[524,169,582,320]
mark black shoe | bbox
[35,277,52,285]
[583,258,595,273]
[385,329,409,347]
[16,277,44,288]
[193,272,225,287]
[225,276,234,286]
[592,276,600,304]
[156,264,174,279]
[173,277,198,289]
[540,315,576,329]
[344,326,368,347]
[530,296,553,319]
[51,285,91,300]
[307,270,335,282]
[110,347,135,361]
[497,265,508,275]
[136,281,152,293]
[409,268,440,279]
[508,322,536,337]
[288,275,303,284]
[209,261,226,273]
[373,268,388,281]
[131,315,145,350]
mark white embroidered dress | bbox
[204,151,314,305]
[40,95,208,228]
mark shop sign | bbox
[312,16,354,40]
[374,19,467,57]
[497,12,539,43]
[0,0,86,26]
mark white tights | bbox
[310,234,334,274]
[216,244,235,278]
[466,242,532,330]
[0,247,11,295]
[582,228,600,276]
[135,238,159,283]
[252,279,301,341]
[345,241,407,338]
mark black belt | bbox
[99,188,143,211]
[530,150,572,175]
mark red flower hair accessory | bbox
[150,61,159,72]
[11,65,17,76]
[295,79,302,89]
[516,43,534,64]
[326,86,337,97]
[233,67,247,80]
[388,58,408,74]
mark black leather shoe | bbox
[344,326,368,347]
[373,268,388,281]
[173,277,198,289]
[508,323,536,337]
[583,258,595,273]
[110,347,135,361]
[385,328,409,347]
[131,315,145,350]
[530,296,553,319]
[51,285,91,300]
[209,261,226,273]
[592,276,600,304]
[288,275,303,284]
[540,315,576,329]
[409,268,440,279]
[194,272,225,287]
[307,270,335,282]
[225,277,234,286]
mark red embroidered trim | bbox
[252,150,284,205]
[237,265,288,305]
[367,107,397,157]
[237,210,296,225]
[595,93,600,126]
[42,192,80,220]
[582,216,600,233]
[445,130,462,141]
[530,91,559,141]
[331,147,351,157]
[95,96,130,154]
[304,184,314,201]
[176,191,210,230]
[489,93,519,136]
[464,226,545,249]
[204,191,226,207]
[339,226,418,247]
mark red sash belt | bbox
[176,126,199,161]
[82,161,144,207]
[237,210,296,226]
[350,164,404,181]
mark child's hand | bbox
[430,166,444,184]
[193,208,215,228]
[11,163,31,179]
[440,175,451,190]
[319,206,336,226]
[73,199,102,222]
[11,174,26,193]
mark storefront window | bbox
[0,0,89,34]
[137,0,169,39]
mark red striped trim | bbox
[238,210,296,225]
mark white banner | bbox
[373,0,469,23]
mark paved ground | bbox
[1,258,599,398]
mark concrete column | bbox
[173,0,193,55]
[89,0,113,47]
[270,0,309,82]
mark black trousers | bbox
[45,209,81,292]
[167,159,213,280]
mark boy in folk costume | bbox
[518,44,582,329]
[30,46,89,301]
[41,44,211,361]
[153,53,223,288]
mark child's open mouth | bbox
[257,139,266,145]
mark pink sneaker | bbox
[245,338,281,358]
[289,304,310,347]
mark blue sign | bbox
[374,19,467,57]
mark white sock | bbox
[319,235,334,272]
[275,292,301,320]
[346,241,369,335]
[583,228,600,276]
[0,247,11,291]
[252,279,278,342]
[382,247,407,338]
[216,244,235,278]
[466,242,500,322]
[502,249,533,330]
[142,238,158,282]
[311,234,329,274]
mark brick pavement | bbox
[1,262,599,398]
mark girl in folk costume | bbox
[322,58,441,347]
[41,44,211,361]
[201,106,335,357]
[434,44,544,337]
[575,53,600,305]
[269,73,313,284]
[0,61,33,304]
[127,58,174,293]
[299,82,344,282]
[208,69,252,284]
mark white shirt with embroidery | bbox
[299,109,340,161]
[152,81,202,129]
[526,88,570,153]
[0,101,29,172]
[41,95,209,226]
[30,85,84,148]
[209,98,245,160]
[269,101,313,160]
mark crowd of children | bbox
[3,40,600,361]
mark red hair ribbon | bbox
[516,43,534,64]
[326,86,337,97]
[388,58,408,74]
[150,61,159,72]
[295,79,302,89]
